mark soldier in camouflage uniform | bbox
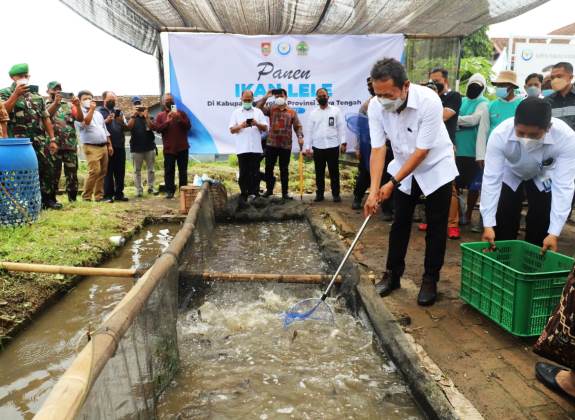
[0,99,8,137]
[46,81,83,202]
[0,63,61,209]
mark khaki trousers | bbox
[82,144,108,200]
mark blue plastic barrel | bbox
[0,138,41,226]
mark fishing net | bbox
[283,298,336,328]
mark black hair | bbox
[525,73,543,84]
[553,62,573,74]
[77,90,93,100]
[370,58,407,88]
[515,97,552,129]
[429,67,448,79]
[316,88,328,96]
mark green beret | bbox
[47,81,61,90]
[9,63,29,77]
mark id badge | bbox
[539,176,552,193]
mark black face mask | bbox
[165,100,174,109]
[434,82,445,93]
[106,100,115,109]
[317,97,328,106]
[466,83,483,99]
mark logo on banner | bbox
[296,41,309,56]
[521,49,534,61]
[277,42,291,55]
[261,42,272,56]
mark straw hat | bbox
[493,70,519,88]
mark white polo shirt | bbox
[228,107,267,154]
[304,105,346,151]
[480,117,575,236]
[368,83,458,196]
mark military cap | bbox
[9,63,29,77]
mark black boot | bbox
[42,200,63,210]
[417,275,438,306]
[352,198,362,210]
[68,192,77,202]
[314,194,324,202]
[375,271,400,297]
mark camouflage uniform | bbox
[47,99,79,200]
[0,83,56,202]
[0,100,8,136]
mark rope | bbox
[0,182,32,223]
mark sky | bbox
[1,0,572,97]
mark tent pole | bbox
[156,33,165,96]
[455,36,463,91]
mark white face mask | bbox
[518,136,542,152]
[378,96,404,112]
[82,99,92,108]
[16,78,29,86]
[275,97,286,107]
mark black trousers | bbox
[495,181,551,246]
[104,146,126,199]
[386,180,452,282]
[164,150,189,194]
[237,152,261,198]
[265,146,291,195]
[313,146,340,197]
[353,143,394,213]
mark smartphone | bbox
[60,92,74,99]
[246,118,254,127]
[27,85,39,94]
[114,109,122,117]
[171,104,177,113]
[95,100,104,107]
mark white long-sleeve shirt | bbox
[480,117,575,236]
[368,84,458,196]
[228,107,267,154]
[457,101,490,160]
[304,105,346,150]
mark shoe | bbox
[148,187,159,195]
[42,200,63,210]
[470,223,482,233]
[333,195,342,203]
[282,194,294,200]
[166,193,175,199]
[535,362,575,403]
[98,197,114,203]
[448,227,461,240]
[67,193,77,202]
[115,196,129,202]
[418,223,427,231]
[374,271,401,297]
[382,211,394,222]
[417,276,437,306]
[351,199,362,210]
[263,191,273,198]
[314,195,324,202]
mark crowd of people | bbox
[0,63,191,208]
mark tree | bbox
[462,26,493,59]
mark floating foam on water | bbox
[276,407,294,414]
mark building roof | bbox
[491,22,575,54]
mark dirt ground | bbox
[310,195,575,420]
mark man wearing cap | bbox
[127,96,158,197]
[0,63,61,209]
[481,98,575,252]
[46,81,83,202]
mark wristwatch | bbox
[390,176,401,188]
[49,137,57,143]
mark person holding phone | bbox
[229,90,268,204]
[128,96,158,197]
[256,88,303,199]
[0,63,61,209]
[99,91,128,202]
[481,98,575,253]
[46,81,83,203]
[152,93,192,199]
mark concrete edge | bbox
[306,207,483,420]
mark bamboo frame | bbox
[0,262,137,278]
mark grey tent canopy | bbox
[59,0,549,55]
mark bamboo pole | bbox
[190,272,341,284]
[0,262,137,278]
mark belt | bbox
[84,143,107,147]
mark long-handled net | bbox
[283,214,372,327]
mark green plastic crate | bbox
[460,240,573,337]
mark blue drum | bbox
[0,138,41,226]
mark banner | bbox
[514,42,575,88]
[168,33,404,154]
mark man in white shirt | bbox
[364,58,458,306]
[229,90,268,203]
[481,98,575,253]
[304,88,347,202]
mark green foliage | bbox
[458,56,495,93]
[227,154,238,167]
[462,26,493,59]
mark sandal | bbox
[535,362,575,403]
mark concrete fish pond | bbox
[32,185,476,419]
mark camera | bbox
[27,85,39,94]
[114,109,122,117]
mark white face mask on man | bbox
[517,136,543,152]
[378,96,404,112]
[275,97,286,107]
[16,78,29,86]
[82,99,92,108]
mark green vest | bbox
[455,96,488,157]
[488,97,522,135]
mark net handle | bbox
[320,214,372,301]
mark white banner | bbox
[514,42,575,87]
[167,33,405,154]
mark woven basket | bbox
[180,183,227,215]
